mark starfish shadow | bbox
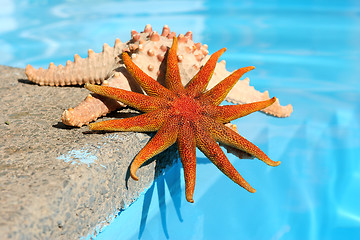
[136,154,213,239]
[135,150,229,239]
[106,109,141,119]
[155,50,168,87]
[134,145,183,239]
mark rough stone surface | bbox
[0,65,178,239]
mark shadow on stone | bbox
[52,121,79,129]
[18,78,36,85]
[18,78,85,88]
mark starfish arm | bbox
[204,97,277,123]
[177,120,197,203]
[185,48,226,96]
[195,124,256,193]
[165,36,185,92]
[200,66,255,105]
[122,52,174,99]
[89,109,169,132]
[85,83,167,112]
[130,118,179,181]
[206,118,280,167]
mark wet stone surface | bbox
[0,65,178,240]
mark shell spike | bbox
[49,62,56,69]
[185,31,193,40]
[178,33,188,43]
[131,30,138,36]
[150,31,160,41]
[144,24,153,33]
[161,25,170,36]
[74,54,81,63]
[88,49,95,57]
[167,31,176,39]
[114,38,122,47]
[102,43,111,52]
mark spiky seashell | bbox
[25,40,124,86]
[25,24,293,127]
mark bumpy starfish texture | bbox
[86,36,280,203]
[25,24,293,127]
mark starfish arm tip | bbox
[273,160,281,167]
[89,122,110,131]
[84,83,94,90]
[185,193,195,203]
[130,172,139,181]
[130,164,140,181]
[88,122,96,130]
[245,183,256,193]
[268,96,277,106]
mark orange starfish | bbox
[85,36,280,203]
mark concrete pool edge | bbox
[0,65,178,239]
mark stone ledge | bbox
[0,65,177,239]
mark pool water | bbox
[1,0,360,239]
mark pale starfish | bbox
[85,36,280,203]
[24,25,293,127]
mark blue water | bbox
[1,0,360,239]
